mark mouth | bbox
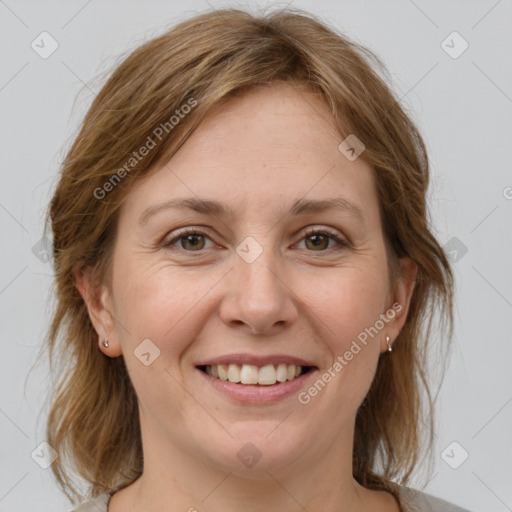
[196,363,316,386]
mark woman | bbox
[44,7,470,512]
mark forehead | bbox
[185,83,343,162]
[119,83,379,226]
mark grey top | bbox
[70,486,473,512]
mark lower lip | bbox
[197,368,317,404]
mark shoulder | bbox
[398,486,473,512]
[69,493,111,512]
[68,488,474,512]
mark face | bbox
[82,83,414,478]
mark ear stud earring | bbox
[102,338,109,348]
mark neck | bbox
[129,462,364,512]
[108,419,395,512]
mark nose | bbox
[219,248,298,335]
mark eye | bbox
[296,228,349,252]
[163,228,215,252]
[162,227,349,253]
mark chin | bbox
[195,422,308,476]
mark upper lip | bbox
[196,353,317,368]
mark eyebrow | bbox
[138,196,366,225]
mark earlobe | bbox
[381,257,417,353]
[75,267,122,357]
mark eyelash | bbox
[162,227,349,254]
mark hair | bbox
[42,6,454,504]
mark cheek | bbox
[300,263,388,412]
[111,261,210,412]
[308,264,389,348]
[318,265,389,403]
[112,256,220,355]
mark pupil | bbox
[308,234,327,250]
[184,234,203,250]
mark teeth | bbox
[218,364,228,380]
[258,364,277,385]
[240,364,259,384]
[204,363,306,385]
[276,363,288,382]
[227,364,241,383]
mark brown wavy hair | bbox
[41,7,453,504]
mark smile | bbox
[199,363,313,385]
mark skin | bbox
[78,82,416,512]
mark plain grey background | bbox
[1,1,511,511]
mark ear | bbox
[75,266,122,357]
[380,257,417,353]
